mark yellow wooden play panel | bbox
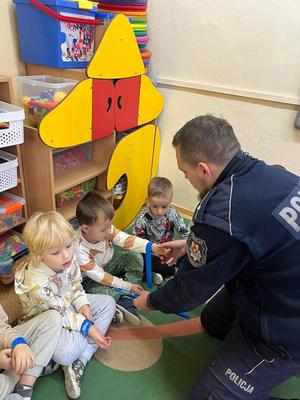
[87,14,145,79]
[107,124,160,230]
[38,14,163,229]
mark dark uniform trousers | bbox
[188,289,300,400]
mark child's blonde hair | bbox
[148,177,173,199]
[23,211,75,265]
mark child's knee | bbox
[46,310,63,327]
[0,372,18,398]
[127,251,144,270]
[101,295,117,311]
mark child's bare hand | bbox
[159,240,187,265]
[88,325,111,349]
[131,284,144,295]
[79,304,94,322]
[152,243,170,258]
[12,344,35,375]
[0,349,12,370]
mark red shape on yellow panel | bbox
[92,79,115,140]
[115,76,140,132]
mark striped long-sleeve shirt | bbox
[75,226,149,291]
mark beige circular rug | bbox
[94,315,163,371]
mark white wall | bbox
[1,0,300,212]
[148,0,300,211]
[0,0,26,101]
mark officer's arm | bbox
[148,223,252,313]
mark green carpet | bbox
[33,306,300,399]
[32,223,300,399]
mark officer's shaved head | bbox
[172,114,241,167]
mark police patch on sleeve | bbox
[187,232,207,268]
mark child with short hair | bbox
[0,305,62,400]
[134,177,190,284]
[14,211,115,399]
[75,191,167,326]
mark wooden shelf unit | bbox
[21,125,115,220]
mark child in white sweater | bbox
[75,191,168,326]
[14,211,115,399]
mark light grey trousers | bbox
[0,310,62,400]
[52,294,115,366]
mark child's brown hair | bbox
[76,190,114,226]
[148,177,173,199]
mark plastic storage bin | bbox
[0,101,25,148]
[13,0,100,68]
[53,143,92,172]
[0,229,27,262]
[17,75,78,128]
[0,229,27,284]
[0,192,26,234]
[55,177,96,208]
[0,150,19,192]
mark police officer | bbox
[134,114,300,400]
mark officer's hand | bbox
[152,243,170,258]
[159,240,187,265]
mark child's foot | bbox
[5,394,23,400]
[117,297,141,326]
[164,274,175,282]
[41,359,60,376]
[153,272,163,285]
[13,383,33,400]
[112,308,124,324]
[63,359,85,399]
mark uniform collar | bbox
[213,150,250,187]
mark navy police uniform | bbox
[148,151,300,399]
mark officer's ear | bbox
[198,162,212,178]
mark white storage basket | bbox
[0,150,18,191]
[0,101,25,148]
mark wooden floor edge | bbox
[172,203,193,219]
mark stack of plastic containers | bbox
[0,101,27,284]
[98,0,151,68]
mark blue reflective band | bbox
[116,288,138,298]
[145,242,153,289]
[12,337,28,349]
[80,319,93,336]
[177,311,190,320]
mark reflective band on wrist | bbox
[80,319,93,336]
[145,242,153,289]
[12,337,28,349]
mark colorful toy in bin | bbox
[53,144,91,173]
[0,230,27,285]
[55,177,96,208]
[17,75,78,128]
[23,90,67,128]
